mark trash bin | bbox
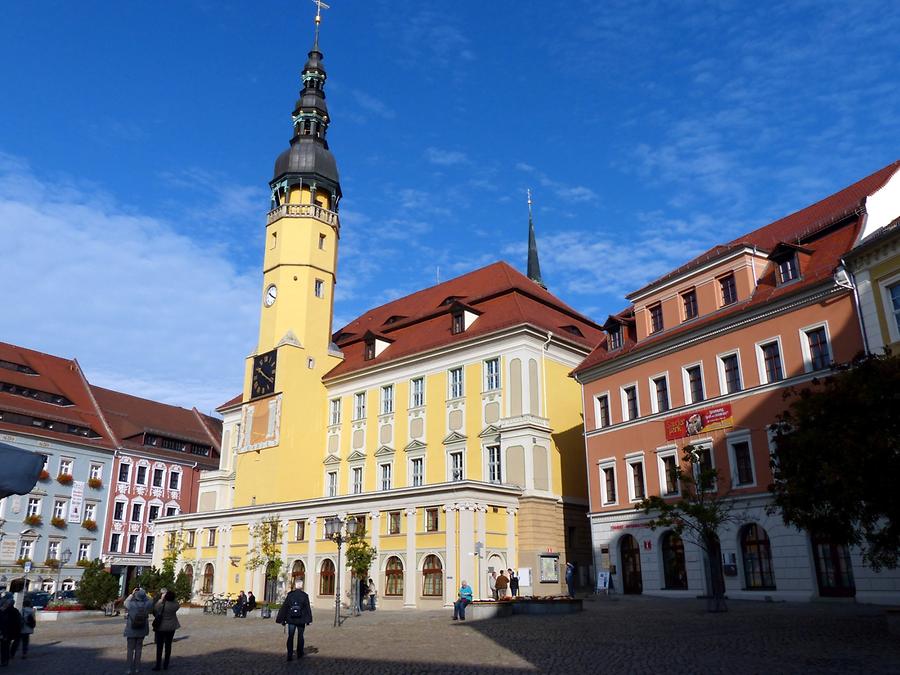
[260,606,272,619]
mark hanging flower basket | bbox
[88,477,103,489]
[57,474,73,485]
[51,516,67,529]
[24,514,43,526]
[82,518,98,531]
[39,469,50,481]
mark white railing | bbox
[267,203,339,227]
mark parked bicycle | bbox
[202,594,235,615]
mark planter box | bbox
[463,598,583,621]
[35,610,105,622]
[466,602,514,621]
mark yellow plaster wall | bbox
[870,253,900,349]
[544,357,588,500]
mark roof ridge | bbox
[91,383,198,413]
[74,358,119,449]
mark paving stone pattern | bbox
[7,596,900,674]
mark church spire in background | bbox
[526,189,546,289]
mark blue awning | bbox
[0,442,45,499]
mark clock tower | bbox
[234,14,343,507]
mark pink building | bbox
[91,386,220,593]
[573,161,900,603]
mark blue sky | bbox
[1,1,898,413]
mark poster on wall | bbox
[518,567,532,587]
[596,571,610,592]
[539,554,559,583]
[68,480,85,523]
[664,403,733,441]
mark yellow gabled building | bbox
[152,22,604,609]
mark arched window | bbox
[385,556,403,596]
[661,531,688,590]
[182,565,194,591]
[202,563,214,593]
[741,524,776,589]
[422,555,443,597]
[291,560,306,585]
[319,559,335,596]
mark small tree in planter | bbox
[23,514,42,526]
[636,444,736,613]
[345,530,377,613]
[246,518,285,609]
[82,518,98,531]
[77,559,120,609]
[57,473,73,485]
[88,477,103,489]
[51,516,67,529]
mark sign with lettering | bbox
[68,480,85,523]
[0,539,17,563]
[664,404,733,441]
[596,571,610,591]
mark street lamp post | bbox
[324,516,358,628]
[56,548,72,597]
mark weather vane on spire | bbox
[527,188,533,213]
[311,0,330,48]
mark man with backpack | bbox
[276,580,312,662]
[123,587,154,674]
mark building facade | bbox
[153,26,601,608]
[91,386,220,594]
[0,343,116,593]
[573,161,900,604]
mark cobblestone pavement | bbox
[7,596,900,674]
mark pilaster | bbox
[404,507,417,607]
[443,504,457,605]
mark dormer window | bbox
[649,303,664,334]
[608,327,622,350]
[448,301,480,335]
[451,312,465,335]
[560,325,584,338]
[364,340,376,361]
[778,256,799,284]
[362,331,393,361]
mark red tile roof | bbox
[91,385,221,466]
[216,393,243,412]
[325,261,605,379]
[574,160,900,377]
[0,342,116,450]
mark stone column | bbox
[404,507,417,608]
[280,518,291,598]
[443,504,457,606]
[306,517,317,600]
[506,508,517,570]
[215,525,228,595]
[457,503,476,598]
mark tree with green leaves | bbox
[131,528,191,597]
[345,529,377,614]
[769,352,900,570]
[246,517,285,600]
[76,559,120,609]
[636,444,736,612]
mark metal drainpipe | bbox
[841,256,871,355]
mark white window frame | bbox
[380,462,393,491]
[351,466,364,494]
[593,392,612,429]
[53,499,67,520]
[486,444,502,483]
[409,455,425,487]
[113,500,126,521]
[329,398,342,426]
[484,357,501,391]
[168,469,182,492]
[448,449,464,482]
[127,534,140,554]
[47,540,60,560]
[135,464,148,486]
[78,542,91,561]
[84,502,97,522]
[89,463,102,481]
[19,539,34,560]
[151,467,164,488]
[625,453,647,502]
[165,506,178,517]
[716,349,743,396]
[689,439,717,489]
[682,361,706,405]
[649,373,670,415]
[448,367,464,400]
[130,502,143,523]
[878,272,900,343]
[58,457,73,476]
[147,503,160,522]
[353,392,367,420]
[326,470,338,497]
[26,497,41,517]
[755,336,785,385]
[598,459,618,506]
[314,278,325,298]
[656,446,680,497]
[381,385,394,415]
[109,533,121,553]
[620,383,640,422]
[798,321,832,373]
[117,462,131,484]
[410,377,425,408]
[726,430,757,488]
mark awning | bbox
[0,442,45,500]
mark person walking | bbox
[245,591,257,617]
[565,561,576,598]
[495,570,510,599]
[151,589,180,671]
[123,587,154,675]
[452,581,473,621]
[488,571,498,600]
[276,580,312,662]
[508,569,519,597]
[366,578,376,612]
[0,593,22,667]
[10,597,34,660]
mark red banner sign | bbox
[664,404,733,441]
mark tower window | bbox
[314,279,325,298]
[318,233,326,250]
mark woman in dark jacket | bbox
[152,590,180,671]
[0,593,22,667]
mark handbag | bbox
[152,614,161,631]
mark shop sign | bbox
[664,403,733,441]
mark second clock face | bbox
[264,284,277,307]
[251,350,277,398]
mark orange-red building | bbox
[573,161,900,603]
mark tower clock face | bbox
[251,350,277,398]
[264,284,277,307]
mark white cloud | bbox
[424,147,469,166]
[0,152,259,413]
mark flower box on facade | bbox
[16,557,31,567]
[23,514,43,526]
[88,477,103,489]
[44,558,60,570]
[82,518,98,531]
[51,516,67,529]
[38,469,50,481]
[76,559,92,568]
[56,473,73,485]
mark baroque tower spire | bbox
[526,189,546,288]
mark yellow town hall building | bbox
[152,24,604,609]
